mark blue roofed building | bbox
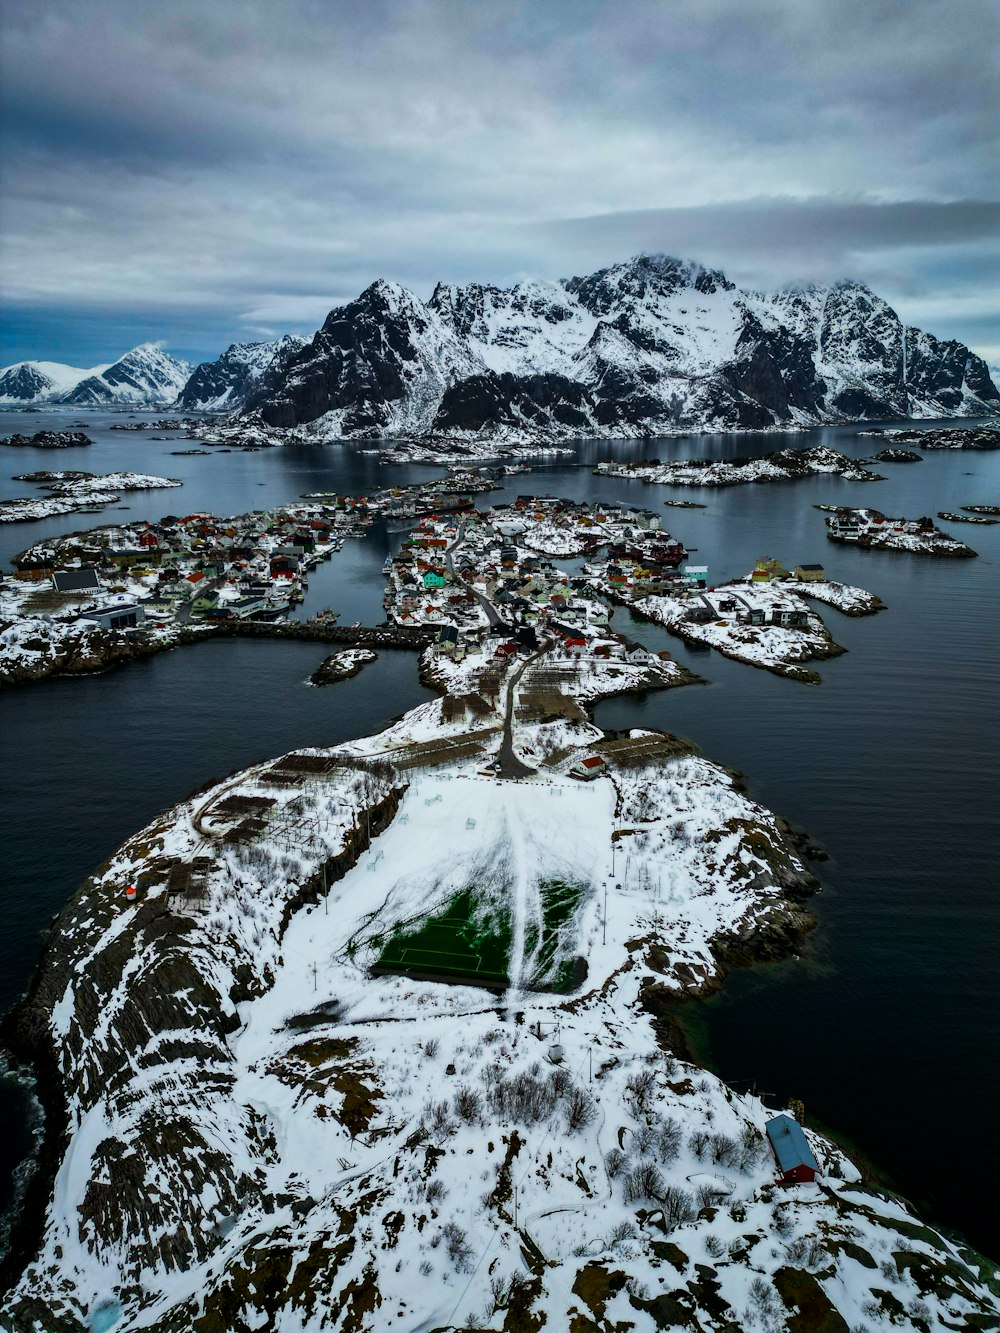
[765,1114,820,1184]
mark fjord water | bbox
[1,411,998,1256]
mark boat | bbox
[382,556,393,574]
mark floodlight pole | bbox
[603,883,608,946]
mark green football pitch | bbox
[375,890,512,984]
[374,881,586,991]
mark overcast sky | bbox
[2,0,997,370]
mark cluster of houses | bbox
[10,504,359,633]
[8,474,501,638]
[384,498,684,678]
[826,508,937,544]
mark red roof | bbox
[581,756,605,769]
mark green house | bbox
[423,570,447,589]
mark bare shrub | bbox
[426,1178,448,1205]
[807,1240,830,1269]
[423,1099,454,1138]
[490,1273,531,1313]
[624,1067,658,1117]
[623,1163,665,1204]
[487,1070,557,1126]
[656,1117,682,1162]
[549,1067,572,1098]
[696,1183,720,1211]
[442,1221,473,1272]
[689,1129,710,1159]
[784,1236,809,1263]
[709,1133,739,1168]
[421,1037,440,1058]
[605,1148,627,1179]
[565,1087,597,1133]
[608,1220,637,1247]
[661,1184,696,1228]
[454,1085,482,1124]
[705,1234,726,1258]
[632,1122,656,1156]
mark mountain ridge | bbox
[239,255,1000,439]
[4,256,997,433]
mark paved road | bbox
[444,520,543,780]
[446,522,510,632]
[496,641,552,779]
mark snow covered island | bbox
[862,425,1000,451]
[0,430,93,450]
[4,627,998,1329]
[0,472,182,524]
[824,508,978,557]
[309,646,377,685]
[595,444,882,488]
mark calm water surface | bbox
[1,409,998,1256]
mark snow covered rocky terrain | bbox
[228,254,999,444]
[0,346,191,408]
[2,495,998,1330]
[3,694,998,1330]
[177,336,307,412]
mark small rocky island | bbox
[309,646,377,684]
[871,447,922,463]
[596,444,883,487]
[824,507,978,557]
[862,425,1000,451]
[0,430,92,449]
[937,510,999,525]
[0,472,182,524]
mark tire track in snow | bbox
[503,788,532,997]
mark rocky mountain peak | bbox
[564,253,734,315]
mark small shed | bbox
[570,755,607,782]
[765,1114,820,1184]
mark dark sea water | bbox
[1,409,999,1257]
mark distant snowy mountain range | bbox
[0,344,192,408]
[4,256,998,438]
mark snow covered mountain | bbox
[0,359,111,406]
[243,255,1000,440]
[62,344,191,406]
[0,346,190,407]
[177,335,306,411]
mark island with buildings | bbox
[2,506,996,1329]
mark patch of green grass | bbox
[375,889,512,984]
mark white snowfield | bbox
[5,687,997,1331]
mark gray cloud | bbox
[1,0,997,366]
